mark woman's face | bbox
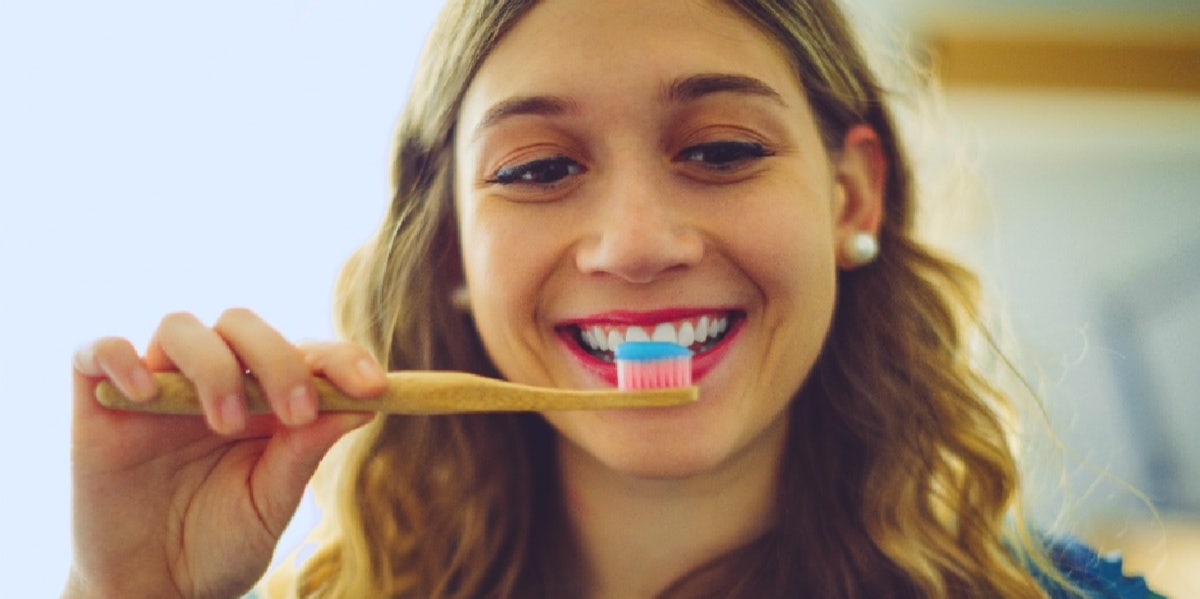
[454,0,881,478]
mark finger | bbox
[214,308,317,428]
[74,337,158,402]
[71,338,216,473]
[150,311,248,435]
[297,341,388,399]
[249,412,375,537]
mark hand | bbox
[64,309,386,599]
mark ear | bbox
[832,124,887,269]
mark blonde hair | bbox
[272,0,1065,596]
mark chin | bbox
[550,404,776,482]
[565,373,790,481]
[597,442,736,480]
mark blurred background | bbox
[848,1,1200,595]
[1,0,1196,596]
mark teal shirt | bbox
[1036,535,1167,598]
[244,535,1166,598]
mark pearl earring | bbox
[450,285,471,311]
[843,232,879,266]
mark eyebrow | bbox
[664,73,786,106]
[470,73,785,138]
[472,95,577,139]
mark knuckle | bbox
[193,359,245,396]
[321,341,357,365]
[296,342,329,370]
[215,306,257,328]
[92,336,133,357]
[271,354,312,382]
[159,310,200,330]
[334,341,372,362]
[319,342,373,375]
[86,337,137,371]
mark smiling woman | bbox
[453,1,862,494]
[63,1,1162,598]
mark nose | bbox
[574,176,704,284]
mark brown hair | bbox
[277,0,1059,596]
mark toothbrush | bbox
[94,370,697,415]
[614,341,693,390]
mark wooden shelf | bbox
[926,19,1200,94]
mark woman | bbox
[66,1,1157,597]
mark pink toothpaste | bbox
[614,341,693,390]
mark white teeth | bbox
[606,329,622,350]
[576,314,733,353]
[651,322,677,343]
[677,321,695,347]
[625,326,650,342]
[590,325,607,351]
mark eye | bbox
[677,141,773,171]
[486,155,584,186]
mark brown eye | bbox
[488,156,584,186]
[678,141,773,170]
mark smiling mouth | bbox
[564,312,742,363]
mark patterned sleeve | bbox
[1035,535,1167,599]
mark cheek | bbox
[729,196,837,302]
[465,211,550,282]
[458,202,566,336]
[459,217,503,295]
[458,212,530,380]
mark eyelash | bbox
[484,141,774,188]
[677,140,774,170]
[485,155,582,187]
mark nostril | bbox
[575,220,704,283]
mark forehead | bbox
[460,0,804,118]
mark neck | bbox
[557,421,786,599]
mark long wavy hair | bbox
[270,0,1061,596]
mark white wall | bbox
[0,2,441,595]
[849,0,1200,527]
[942,91,1200,525]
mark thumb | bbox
[249,412,374,536]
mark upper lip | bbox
[556,307,744,354]
[557,307,739,327]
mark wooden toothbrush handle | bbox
[95,371,698,415]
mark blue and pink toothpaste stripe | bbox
[614,341,693,390]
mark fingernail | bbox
[220,394,246,433]
[289,384,317,425]
[356,358,385,385]
[129,368,157,401]
[72,345,98,375]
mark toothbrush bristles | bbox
[614,341,693,391]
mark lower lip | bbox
[558,322,742,388]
